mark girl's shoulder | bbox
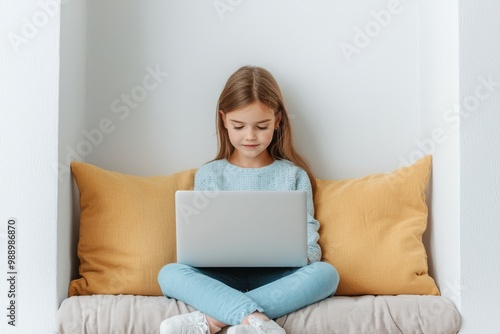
[274,159,296,168]
[195,159,231,178]
[194,160,227,190]
[274,159,307,174]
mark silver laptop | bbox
[175,190,308,267]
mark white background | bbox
[0,0,498,332]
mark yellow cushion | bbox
[316,155,439,295]
[69,162,196,296]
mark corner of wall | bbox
[56,0,87,306]
[417,0,461,310]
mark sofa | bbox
[56,155,461,333]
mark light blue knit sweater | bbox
[194,159,321,263]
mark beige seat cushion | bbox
[57,294,461,334]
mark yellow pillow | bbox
[316,155,439,295]
[69,162,196,296]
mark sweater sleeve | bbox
[296,170,322,263]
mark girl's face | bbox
[221,101,281,168]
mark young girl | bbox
[158,66,339,334]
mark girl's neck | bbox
[228,151,274,168]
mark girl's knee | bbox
[158,263,176,280]
[158,263,194,293]
[310,261,340,295]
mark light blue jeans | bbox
[158,262,339,325]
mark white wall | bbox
[57,0,87,307]
[0,1,61,332]
[85,0,421,179]
[459,1,500,332]
[418,0,461,309]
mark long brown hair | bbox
[214,65,316,190]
